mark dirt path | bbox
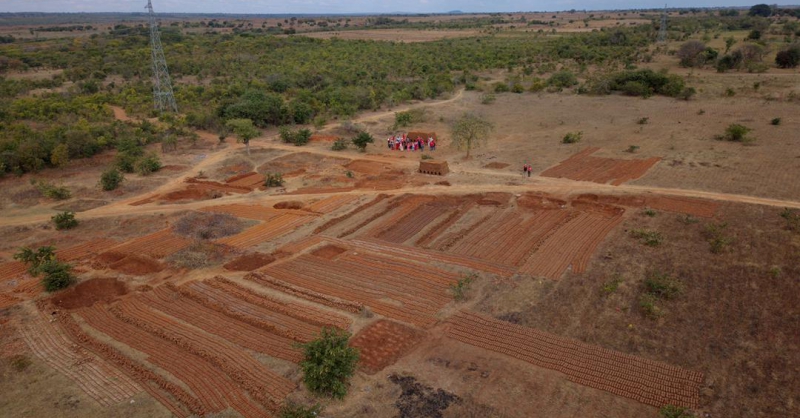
[4,92,798,228]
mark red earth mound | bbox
[50,278,128,310]
[273,201,305,210]
[223,253,276,271]
[350,320,426,374]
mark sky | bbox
[3,0,799,14]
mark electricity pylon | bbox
[146,0,178,113]
[658,5,668,44]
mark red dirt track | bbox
[446,311,703,409]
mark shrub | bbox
[115,152,138,173]
[52,211,78,230]
[493,82,510,92]
[14,246,56,276]
[659,404,696,418]
[644,271,682,300]
[34,180,71,200]
[547,70,578,88]
[173,212,244,240]
[529,79,547,92]
[625,145,640,153]
[639,294,663,319]
[480,93,497,104]
[279,127,312,146]
[775,45,800,68]
[600,275,623,296]
[630,229,663,247]
[136,153,162,176]
[780,208,800,231]
[677,41,707,67]
[299,328,359,399]
[621,81,651,97]
[717,124,752,143]
[771,117,782,126]
[705,222,733,253]
[421,154,433,160]
[643,208,657,217]
[265,173,284,188]
[562,131,583,144]
[351,132,374,152]
[331,138,348,151]
[678,87,696,101]
[601,69,686,98]
[279,402,323,418]
[392,109,425,128]
[39,259,75,292]
[451,273,476,301]
[636,117,649,125]
[99,168,124,191]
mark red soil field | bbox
[257,252,458,328]
[305,195,360,214]
[311,244,348,260]
[223,252,275,271]
[201,203,284,221]
[446,311,703,409]
[309,134,339,142]
[345,159,386,175]
[314,194,389,234]
[107,229,192,259]
[541,147,661,185]
[246,271,364,314]
[575,193,719,218]
[20,309,142,407]
[226,172,266,189]
[217,214,314,248]
[107,254,165,275]
[50,278,128,309]
[350,320,426,374]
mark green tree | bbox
[99,167,124,191]
[351,132,374,152]
[50,143,70,168]
[724,37,736,54]
[14,246,56,276]
[450,113,494,158]
[52,211,78,230]
[299,328,359,399]
[226,118,260,155]
[38,259,75,292]
[748,4,772,17]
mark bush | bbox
[136,153,162,176]
[625,145,640,153]
[115,152,138,173]
[299,328,359,399]
[451,273,476,301]
[775,45,800,68]
[717,124,752,143]
[351,132,374,152]
[547,70,578,89]
[621,81,652,97]
[780,208,800,232]
[630,229,663,246]
[34,180,71,200]
[636,117,649,125]
[173,212,244,240]
[639,294,663,319]
[493,82,510,93]
[39,259,75,292]
[659,404,696,418]
[678,87,696,101]
[52,211,78,230]
[562,131,583,144]
[331,138,348,151]
[279,402,323,418]
[705,222,733,253]
[99,168,124,191]
[279,127,313,146]
[593,69,687,98]
[265,172,284,187]
[771,117,782,126]
[14,246,56,276]
[644,271,682,300]
[480,93,497,104]
[677,41,707,67]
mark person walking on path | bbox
[527,164,533,177]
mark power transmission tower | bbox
[658,5,668,44]
[146,0,178,113]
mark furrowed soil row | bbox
[76,305,238,415]
[365,196,434,238]
[0,292,21,308]
[108,229,192,259]
[415,201,477,248]
[337,194,417,238]
[184,281,321,341]
[314,194,389,234]
[20,309,142,406]
[110,299,289,413]
[493,210,573,266]
[0,261,27,281]
[245,272,363,313]
[446,311,702,408]
[140,285,301,362]
[542,148,660,185]
[218,214,314,248]
[201,204,283,222]
[206,276,352,329]
[227,173,266,189]
[433,213,494,252]
[262,266,435,327]
[165,283,304,342]
[275,235,325,256]
[57,238,119,262]
[306,195,360,214]
[448,211,521,256]
[349,237,516,278]
[519,212,622,279]
[350,320,426,374]
[376,204,451,244]
[43,302,202,417]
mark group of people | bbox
[387,133,436,152]
[522,163,533,177]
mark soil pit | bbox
[50,278,128,310]
[274,201,304,210]
[350,320,426,374]
[223,253,276,271]
[483,162,510,169]
[107,254,165,276]
[311,245,347,260]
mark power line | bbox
[146,0,178,113]
[658,5,668,44]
